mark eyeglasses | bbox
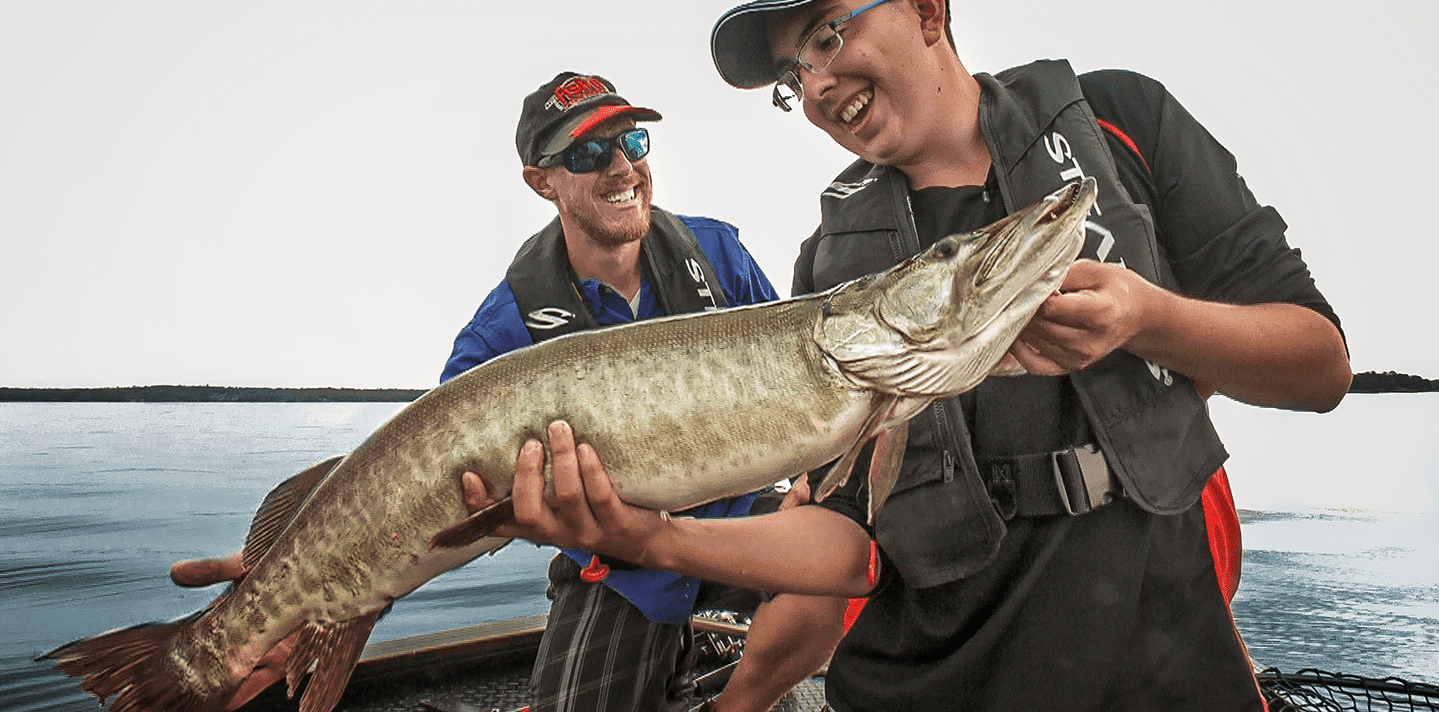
[772,0,891,112]
[539,128,650,174]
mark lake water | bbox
[1,401,1436,711]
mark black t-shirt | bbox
[910,177,1096,460]
[811,68,1323,712]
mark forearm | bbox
[498,422,876,598]
[641,506,874,598]
[1127,284,1351,412]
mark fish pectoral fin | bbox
[284,609,382,712]
[866,419,908,524]
[988,358,1028,378]
[428,496,515,551]
[839,349,980,398]
[814,393,900,503]
[242,455,346,571]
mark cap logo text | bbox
[546,76,610,112]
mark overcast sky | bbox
[2,1,1436,390]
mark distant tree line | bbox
[0,372,1433,402]
[0,385,427,402]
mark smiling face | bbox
[525,115,653,250]
[767,0,969,172]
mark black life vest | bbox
[806,60,1227,588]
[506,207,729,345]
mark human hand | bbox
[460,470,500,514]
[168,552,297,710]
[169,552,246,588]
[498,420,665,561]
[223,634,298,711]
[778,473,811,512]
[1006,259,1158,376]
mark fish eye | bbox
[933,238,958,258]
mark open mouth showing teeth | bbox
[840,93,870,124]
[604,188,637,204]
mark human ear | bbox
[913,0,946,47]
[522,166,558,201]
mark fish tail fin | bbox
[39,612,231,712]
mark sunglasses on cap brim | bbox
[538,128,650,174]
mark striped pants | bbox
[529,554,765,712]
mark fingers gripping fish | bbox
[42,179,1096,712]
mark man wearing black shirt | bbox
[472,1,1353,709]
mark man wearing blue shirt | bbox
[444,72,846,712]
[169,71,846,712]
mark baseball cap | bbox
[516,72,662,167]
[711,0,818,89]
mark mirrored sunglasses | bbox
[541,128,650,174]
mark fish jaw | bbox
[817,178,1096,398]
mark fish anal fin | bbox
[866,420,908,524]
[988,359,1028,378]
[286,610,382,712]
[242,455,345,572]
[814,393,900,503]
[428,496,515,551]
[813,449,860,505]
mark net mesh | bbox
[1259,668,1439,712]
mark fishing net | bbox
[1259,668,1439,711]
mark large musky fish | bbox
[43,178,1096,712]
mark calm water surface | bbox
[1,402,1435,711]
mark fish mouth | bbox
[961,179,1096,342]
[1034,179,1089,226]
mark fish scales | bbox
[426,296,868,511]
[42,178,1098,712]
[202,298,860,681]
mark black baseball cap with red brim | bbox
[516,72,662,167]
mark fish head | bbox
[818,178,1095,397]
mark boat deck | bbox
[239,614,827,712]
[236,613,1439,712]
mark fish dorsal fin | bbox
[866,419,908,524]
[428,496,515,551]
[813,393,900,503]
[241,456,345,571]
[284,609,382,712]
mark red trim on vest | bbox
[841,473,1243,639]
[841,541,881,631]
[1202,467,1242,604]
[1202,469,1267,709]
[1097,118,1152,176]
[843,598,867,631]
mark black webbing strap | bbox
[978,445,1122,519]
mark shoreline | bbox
[0,385,426,403]
[1,370,1434,402]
